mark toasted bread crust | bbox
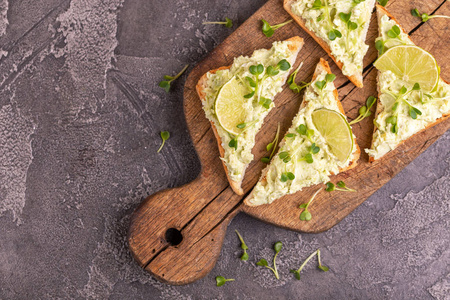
[244,58,360,206]
[283,0,373,88]
[196,37,304,195]
[369,5,450,162]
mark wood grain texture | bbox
[128,0,450,285]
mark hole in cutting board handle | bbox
[165,228,183,246]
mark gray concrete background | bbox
[0,0,449,299]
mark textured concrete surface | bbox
[0,0,449,299]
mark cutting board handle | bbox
[128,173,244,285]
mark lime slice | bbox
[311,108,353,162]
[215,76,250,135]
[374,45,439,92]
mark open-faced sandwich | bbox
[196,37,304,195]
[284,0,376,88]
[245,58,360,206]
[366,5,450,161]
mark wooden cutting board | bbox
[128,0,450,285]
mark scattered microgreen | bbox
[339,12,358,49]
[203,17,233,28]
[157,131,170,153]
[290,249,329,280]
[280,171,295,182]
[235,230,249,261]
[325,180,356,192]
[244,60,291,105]
[381,83,424,133]
[215,276,235,287]
[279,151,292,163]
[315,73,336,95]
[159,64,189,93]
[261,19,293,37]
[262,123,281,163]
[411,8,450,23]
[310,0,342,41]
[349,96,377,125]
[256,242,282,279]
[352,0,365,4]
[377,0,388,6]
[298,143,320,164]
[299,188,322,221]
[228,119,259,150]
[375,25,406,55]
[296,124,315,143]
[287,62,310,93]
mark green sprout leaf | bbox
[274,241,282,253]
[228,138,238,150]
[256,259,268,267]
[203,17,233,28]
[157,131,170,153]
[378,0,388,7]
[349,96,377,125]
[285,133,296,138]
[410,8,450,22]
[235,230,249,261]
[215,276,235,287]
[261,157,270,163]
[159,65,189,93]
[290,249,330,280]
[325,182,335,192]
[298,188,322,221]
[261,19,293,37]
[277,59,291,71]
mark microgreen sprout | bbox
[299,188,322,221]
[244,60,291,105]
[377,0,388,6]
[411,8,450,23]
[203,17,233,28]
[235,230,249,261]
[262,123,281,163]
[296,124,315,142]
[215,276,235,286]
[315,73,336,94]
[381,83,423,133]
[159,64,189,93]
[256,241,282,279]
[298,143,320,164]
[339,12,358,49]
[261,19,293,37]
[310,0,342,41]
[325,180,356,192]
[375,25,407,55]
[157,131,170,153]
[287,62,310,93]
[280,172,295,182]
[349,96,376,125]
[229,119,260,151]
[290,249,329,280]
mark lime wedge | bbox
[215,76,250,135]
[374,45,439,92]
[311,108,353,162]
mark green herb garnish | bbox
[290,249,329,280]
[299,188,322,221]
[325,180,356,192]
[381,83,423,133]
[375,25,407,55]
[298,143,320,164]
[159,64,189,93]
[235,230,249,261]
[411,8,450,23]
[261,19,293,37]
[287,62,310,93]
[377,0,388,6]
[244,60,291,105]
[157,131,170,153]
[280,172,295,182]
[215,276,235,286]
[349,96,376,125]
[256,241,282,279]
[310,0,342,41]
[262,123,281,163]
[203,17,233,28]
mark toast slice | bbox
[284,0,376,88]
[245,58,360,206]
[196,37,304,195]
[365,5,450,162]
